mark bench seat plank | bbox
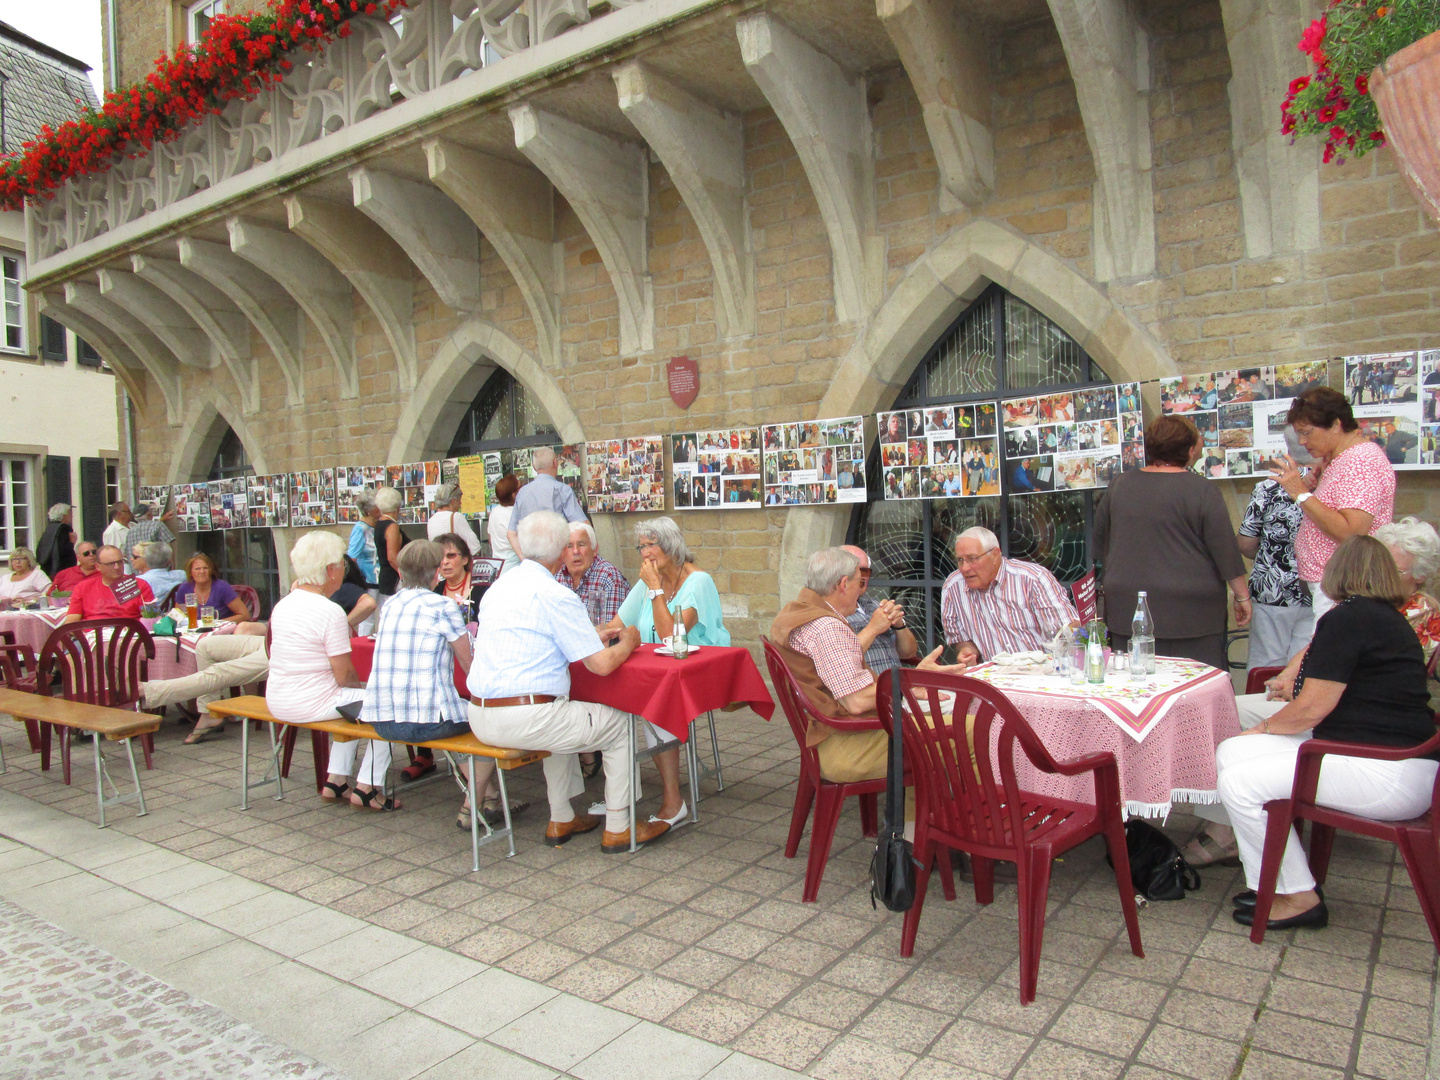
[0,688,161,742]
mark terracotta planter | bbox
[1371,28,1440,225]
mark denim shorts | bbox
[368,718,471,743]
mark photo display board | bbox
[335,465,386,523]
[247,475,289,527]
[385,461,440,525]
[207,478,247,530]
[136,485,170,516]
[288,469,337,527]
[586,437,665,513]
[172,483,211,533]
[761,416,866,506]
[1347,351,1428,469]
[1160,361,1329,478]
[513,445,586,506]
[878,404,1000,500]
[999,384,1141,495]
[672,428,762,509]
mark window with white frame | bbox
[0,456,33,553]
[105,462,121,514]
[2,253,23,352]
[186,0,225,42]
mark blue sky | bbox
[2,1,106,99]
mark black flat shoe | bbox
[1233,884,1321,910]
[1232,899,1328,930]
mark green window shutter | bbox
[79,457,107,546]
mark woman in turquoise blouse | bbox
[601,516,728,837]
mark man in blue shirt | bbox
[469,511,667,852]
[137,542,188,602]
[507,447,587,559]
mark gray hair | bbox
[135,501,155,518]
[1376,516,1440,586]
[47,503,70,523]
[568,520,597,547]
[144,542,174,569]
[289,531,346,586]
[353,488,377,516]
[374,486,402,515]
[518,511,570,563]
[397,539,444,590]
[531,446,556,472]
[634,516,689,565]
[805,547,860,596]
[956,526,1000,552]
[433,482,461,507]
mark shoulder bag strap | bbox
[886,666,905,832]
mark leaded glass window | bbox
[199,428,278,617]
[449,368,558,456]
[849,283,1109,653]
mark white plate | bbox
[655,645,702,656]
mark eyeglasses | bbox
[97,559,124,568]
[858,567,872,577]
[956,551,997,567]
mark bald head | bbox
[841,545,872,595]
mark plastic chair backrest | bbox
[762,637,820,760]
[0,629,35,687]
[1245,666,1283,696]
[232,583,262,622]
[38,618,155,709]
[472,557,505,585]
[879,668,1073,852]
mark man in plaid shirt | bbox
[555,521,628,626]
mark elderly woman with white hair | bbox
[598,516,729,834]
[426,482,482,555]
[1376,516,1440,662]
[267,532,394,810]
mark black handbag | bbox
[1107,818,1201,901]
[871,667,919,912]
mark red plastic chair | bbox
[877,668,1143,1004]
[37,618,156,783]
[1245,666,1283,695]
[232,583,262,622]
[762,637,886,903]
[0,630,42,751]
[1248,727,1440,948]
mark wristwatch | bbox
[1296,492,1314,505]
[647,587,665,600]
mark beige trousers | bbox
[141,634,268,711]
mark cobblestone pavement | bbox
[0,897,346,1080]
[0,708,1434,1079]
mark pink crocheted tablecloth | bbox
[0,611,231,682]
[967,658,1242,818]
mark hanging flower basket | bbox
[1370,29,1440,223]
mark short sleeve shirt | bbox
[788,615,873,700]
[1239,479,1308,607]
[362,588,468,726]
[510,474,587,530]
[554,556,628,626]
[66,573,153,620]
[467,560,603,699]
[1296,441,1395,581]
[177,578,240,613]
[845,594,901,675]
[266,589,352,722]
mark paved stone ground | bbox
[0,897,347,1080]
[0,709,1434,1079]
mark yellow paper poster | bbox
[457,455,487,515]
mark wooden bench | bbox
[205,696,547,865]
[0,688,160,828]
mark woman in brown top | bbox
[1093,414,1252,670]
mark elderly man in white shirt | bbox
[940,526,1079,662]
[468,510,668,852]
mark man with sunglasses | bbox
[48,542,101,594]
[840,545,917,675]
[61,545,154,624]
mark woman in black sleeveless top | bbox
[374,487,407,597]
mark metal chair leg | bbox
[707,710,724,791]
[629,714,639,853]
[240,713,250,810]
[125,737,148,818]
[94,732,106,828]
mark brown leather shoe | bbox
[544,813,600,847]
[601,817,671,854]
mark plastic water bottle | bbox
[1130,591,1155,678]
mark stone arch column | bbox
[163,392,272,485]
[775,219,1174,603]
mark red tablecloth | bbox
[569,644,774,741]
[349,637,775,742]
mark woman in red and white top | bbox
[1271,388,1396,628]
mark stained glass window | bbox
[849,283,1107,652]
[449,368,559,456]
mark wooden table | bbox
[0,688,159,826]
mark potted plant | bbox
[1283,0,1440,220]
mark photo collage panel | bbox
[672,428,762,509]
[246,475,289,528]
[171,483,211,533]
[385,461,441,524]
[206,478,248,531]
[513,445,586,506]
[1002,385,1138,495]
[1345,352,1425,469]
[761,416,866,507]
[288,469,337,527]
[136,485,169,519]
[877,404,999,501]
[1161,365,1320,479]
[585,437,665,513]
[1421,351,1440,465]
[335,465,387,523]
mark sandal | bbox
[183,722,226,745]
[1183,835,1240,867]
[580,753,602,780]
[351,787,401,812]
[401,754,436,782]
[321,781,350,801]
[481,797,530,827]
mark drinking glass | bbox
[200,605,217,627]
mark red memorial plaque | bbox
[667,355,699,410]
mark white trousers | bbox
[1246,603,1314,674]
[469,697,634,833]
[1191,695,1279,826]
[1215,732,1438,893]
[141,635,269,711]
[306,688,389,786]
[1304,584,1336,629]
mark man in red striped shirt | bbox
[940,527,1078,662]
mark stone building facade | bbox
[25,0,1440,649]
